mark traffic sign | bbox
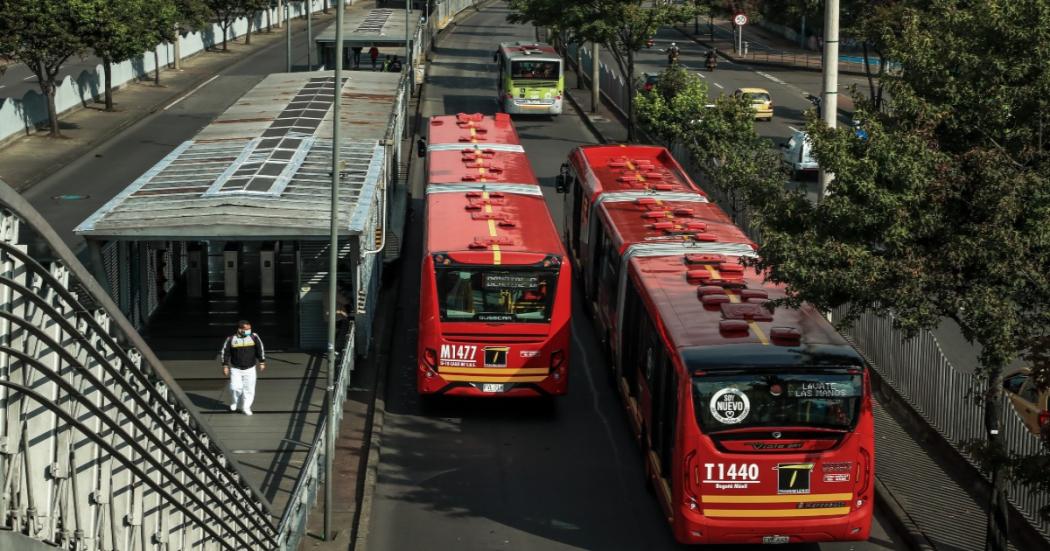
[734,13,748,26]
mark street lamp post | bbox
[324,0,344,541]
[406,0,412,97]
[818,0,839,200]
[286,3,293,72]
[307,0,313,70]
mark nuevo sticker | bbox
[709,388,750,424]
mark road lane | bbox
[367,3,906,550]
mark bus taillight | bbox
[550,350,565,379]
[422,347,437,376]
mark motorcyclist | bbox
[705,50,717,71]
[667,42,680,66]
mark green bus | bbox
[494,42,564,115]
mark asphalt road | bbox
[20,24,322,252]
[366,3,906,550]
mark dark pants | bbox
[352,49,362,68]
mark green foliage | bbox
[205,0,243,50]
[634,64,783,214]
[0,0,93,136]
[724,1,1050,537]
[83,0,153,110]
[175,0,212,34]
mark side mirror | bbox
[416,137,426,158]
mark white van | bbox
[780,130,818,179]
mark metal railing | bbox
[0,181,277,549]
[274,324,355,550]
[833,306,1050,539]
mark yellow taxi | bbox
[734,87,774,121]
[1003,368,1050,435]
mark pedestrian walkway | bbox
[674,17,880,77]
[561,55,1040,551]
[0,10,338,192]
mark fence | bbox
[274,323,356,550]
[0,180,278,549]
[833,306,1050,539]
[433,0,478,30]
[0,0,329,146]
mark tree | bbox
[206,0,241,51]
[0,0,91,137]
[508,0,699,140]
[723,2,1050,551]
[83,0,151,112]
[634,64,783,222]
[242,0,269,45]
[172,0,211,69]
[142,0,180,85]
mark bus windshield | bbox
[511,60,559,81]
[692,371,863,433]
[436,267,558,323]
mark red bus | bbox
[556,145,875,545]
[416,114,570,397]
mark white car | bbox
[780,130,818,180]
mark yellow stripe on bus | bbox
[721,281,771,346]
[438,367,549,376]
[704,507,851,518]
[492,244,501,264]
[440,374,547,383]
[701,493,853,504]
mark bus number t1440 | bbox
[704,463,759,482]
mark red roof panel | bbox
[570,144,705,201]
[427,113,521,147]
[428,149,538,186]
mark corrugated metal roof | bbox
[75,71,404,240]
[315,8,419,46]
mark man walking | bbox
[221,320,266,416]
[351,45,362,69]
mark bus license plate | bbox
[762,536,790,544]
[482,383,504,393]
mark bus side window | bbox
[623,285,648,398]
[655,354,676,477]
[588,216,605,296]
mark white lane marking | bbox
[756,71,787,85]
[23,75,36,82]
[712,82,723,89]
[0,85,6,89]
[163,74,220,111]
[697,72,706,79]
[788,125,801,133]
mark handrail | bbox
[0,181,276,519]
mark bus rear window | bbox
[436,267,558,323]
[692,371,862,433]
[511,60,559,80]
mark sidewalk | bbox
[0,11,336,193]
[560,55,1038,551]
[675,17,880,77]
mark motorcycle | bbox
[705,55,717,71]
[646,37,655,48]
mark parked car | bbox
[734,87,774,121]
[1003,368,1050,435]
[779,130,818,180]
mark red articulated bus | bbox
[556,144,875,545]
[416,113,570,397]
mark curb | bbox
[875,476,936,551]
[10,16,333,193]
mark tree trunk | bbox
[626,49,636,142]
[984,363,1010,551]
[323,0,328,15]
[246,14,253,45]
[40,71,61,137]
[103,57,114,111]
[223,23,229,51]
[267,9,272,32]
[276,0,283,28]
[154,48,161,85]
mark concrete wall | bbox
[0,1,330,145]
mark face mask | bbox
[240,329,251,337]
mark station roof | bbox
[76,71,404,240]
[426,113,522,148]
[570,144,705,202]
[315,8,419,47]
[599,197,752,253]
[424,186,564,262]
[630,253,857,360]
